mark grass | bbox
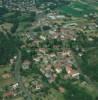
[58,1,98,17]
[0,77,15,88]
[2,12,16,18]
[13,97,24,100]
[0,65,11,75]
[0,65,15,88]
[80,47,98,82]
[16,22,31,32]
[31,88,65,100]
[0,22,13,32]
[85,47,98,66]
[43,89,65,100]
[79,81,98,99]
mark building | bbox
[66,65,80,78]
[2,0,38,11]
[22,60,31,70]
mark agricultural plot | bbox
[59,1,98,17]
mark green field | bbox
[58,1,98,17]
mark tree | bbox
[0,91,3,99]
[0,32,21,65]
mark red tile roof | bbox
[66,65,79,77]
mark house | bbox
[56,15,65,19]
[33,57,40,62]
[13,56,17,60]
[12,83,19,90]
[48,15,56,20]
[47,14,65,20]
[39,48,47,54]
[10,59,14,64]
[61,50,71,57]
[22,60,31,70]
[45,71,52,78]
[58,87,65,93]
[55,68,62,74]
[43,57,48,64]
[66,65,80,78]
[55,63,62,74]
[49,53,56,58]
[40,35,46,40]
[48,75,56,83]
[9,56,17,64]
[35,83,43,90]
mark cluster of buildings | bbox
[15,12,82,95]
[1,0,98,98]
[20,13,80,85]
[1,0,61,12]
[33,47,80,83]
[1,0,38,11]
[0,71,20,99]
[3,83,19,98]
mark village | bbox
[0,0,98,100]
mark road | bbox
[14,50,33,100]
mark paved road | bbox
[14,50,33,100]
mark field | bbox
[0,65,15,88]
[16,22,32,32]
[0,22,13,33]
[43,88,65,100]
[58,1,98,17]
[0,65,11,75]
[13,97,24,100]
[80,47,98,82]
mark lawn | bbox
[42,88,65,100]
